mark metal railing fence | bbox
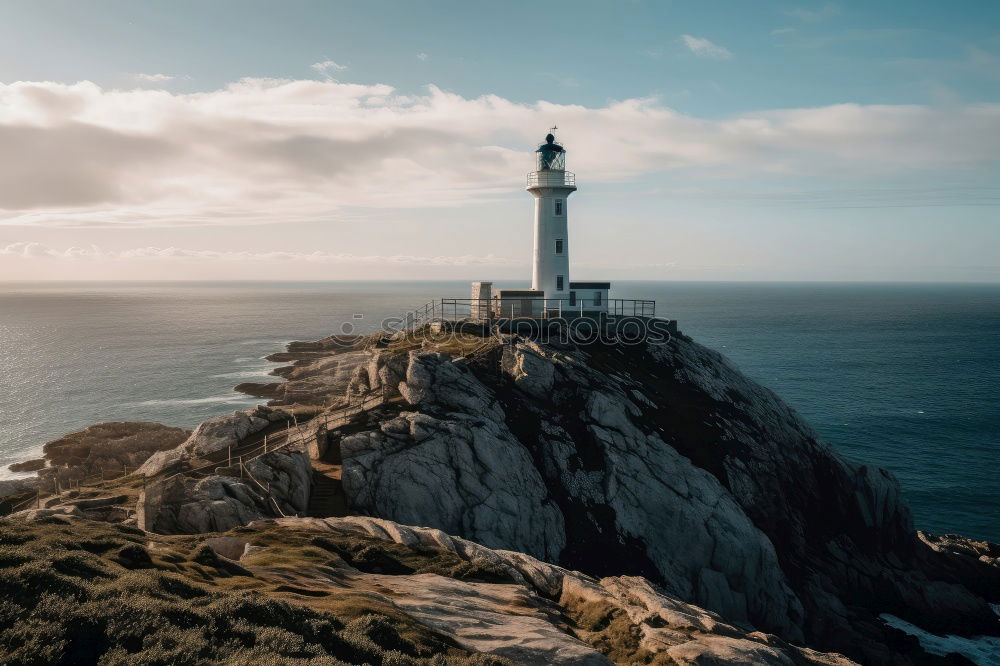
[526,171,576,188]
[439,297,656,319]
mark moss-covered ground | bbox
[0,516,513,666]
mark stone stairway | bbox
[304,392,399,517]
[306,442,349,518]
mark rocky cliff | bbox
[308,326,998,665]
[3,324,997,665]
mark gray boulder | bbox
[136,447,311,534]
[342,352,565,561]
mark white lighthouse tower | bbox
[477,129,619,320]
[527,131,576,301]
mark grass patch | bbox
[0,517,512,665]
[562,594,671,665]
[384,329,496,359]
[233,528,516,599]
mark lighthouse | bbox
[474,129,624,320]
[527,132,576,300]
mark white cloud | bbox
[681,35,733,60]
[0,242,520,266]
[417,52,429,62]
[311,60,348,78]
[0,77,999,228]
[134,73,174,83]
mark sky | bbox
[1,0,999,282]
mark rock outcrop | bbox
[7,458,45,473]
[137,405,288,477]
[236,338,370,406]
[22,421,190,484]
[341,352,567,562]
[12,493,132,523]
[137,445,312,534]
[314,330,1000,665]
[244,515,857,666]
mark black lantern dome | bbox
[535,133,566,171]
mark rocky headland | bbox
[2,323,997,665]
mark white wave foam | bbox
[212,369,277,379]
[132,395,258,407]
[0,466,41,482]
[881,614,1000,665]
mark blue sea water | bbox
[0,281,997,542]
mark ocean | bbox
[0,281,997,543]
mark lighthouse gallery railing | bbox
[526,171,576,188]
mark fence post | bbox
[228,445,232,466]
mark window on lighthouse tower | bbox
[555,199,563,215]
[555,239,564,254]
